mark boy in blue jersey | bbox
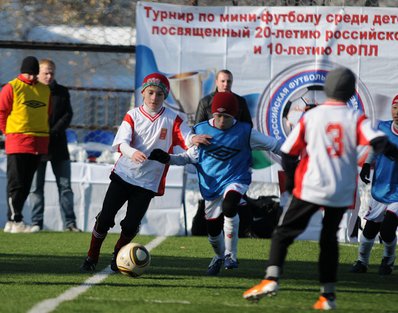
[149,91,282,276]
[351,95,398,275]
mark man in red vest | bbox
[0,56,51,233]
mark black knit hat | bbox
[20,56,40,75]
[324,67,356,102]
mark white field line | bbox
[27,236,167,313]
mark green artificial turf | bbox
[0,232,397,313]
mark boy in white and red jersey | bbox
[243,67,398,310]
[80,72,210,273]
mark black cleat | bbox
[80,257,97,273]
[110,250,119,272]
[378,257,394,276]
[206,257,223,276]
[350,260,368,273]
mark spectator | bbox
[0,56,51,233]
[350,94,398,275]
[29,59,81,232]
[242,67,398,310]
[80,73,210,272]
[149,92,282,276]
[194,69,252,125]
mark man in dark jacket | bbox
[29,59,81,232]
[194,69,252,125]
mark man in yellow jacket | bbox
[0,56,51,233]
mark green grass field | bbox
[0,232,397,313]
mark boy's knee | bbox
[380,212,398,243]
[362,220,381,239]
[207,215,223,236]
[222,191,241,218]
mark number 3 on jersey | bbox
[326,124,343,157]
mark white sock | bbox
[358,235,375,265]
[382,236,397,264]
[224,214,239,260]
[208,233,225,259]
[265,265,281,279]
[320,283,336,295]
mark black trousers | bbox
[7,153,41,222]
[268,196,346,283]
[95,172,155,237]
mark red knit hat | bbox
[211,92,239,117]
[141,73,170,98]
[392,95,398,105]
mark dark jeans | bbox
[7,154,41,222]
[30,159,75,228]
[268,196,346,283]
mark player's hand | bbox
[132,150,147,164]
[359,163,371,184]
[191,134,212,146]
[148,149,170,164]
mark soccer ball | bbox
[116,243,151,277]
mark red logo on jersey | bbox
[159,128,167,140]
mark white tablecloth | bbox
[0,156,186,235]
[0,155,364,241]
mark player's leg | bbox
[206,214,224,276]
[378,207,398,275]
[222,189,244,269]
[80,173,131,272]
[243,197,318,301]
[351,220,380,271]
[314,206,346,310]
[111,184,155,271]
[351,197,384,273]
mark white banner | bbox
[135,2,398,182]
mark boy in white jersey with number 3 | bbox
[243,67,398,310]
[149,91,282,276]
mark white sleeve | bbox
[119,142,137,159]
[178,122,195,148]
[169,146,198,165]
[112,120,133,151]
[250,129,283,155]
[364,120,379,163]
[358,116,385,143]
[185,131,196,148]
[365,147,376,164]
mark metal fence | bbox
[0,0,396,142]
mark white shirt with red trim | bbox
[281,101,385,207]
[112,105,190,195]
